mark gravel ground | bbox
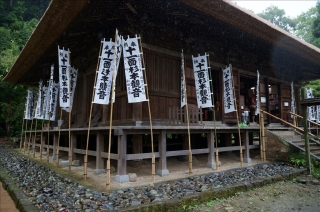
[192,175,320,212]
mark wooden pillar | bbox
[132,135,143,154]
[70,132,77,161]
[156,130,169,176]
[115,129,129,183]
[207,130,216,169]
[96,132,105,170]
[243,130,251,163]
[40,134,46,160]
[52,133,58,161]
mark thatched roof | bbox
[4,0,320,85]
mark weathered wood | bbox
[117,132,127,175]
[96,132,104,169]
[207,130,216,169]
[243,130,251,162]
[158,130,167,170]
[126,152,160,160]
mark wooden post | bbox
[181,50,192,175]
[301,88,312,175]
[68,111,72,171]
[156,130,169,176]
[33,118,38,158]
[56,109,63,167]
[96,132,105,170]
[107,31,120,189]
[115,130,129,183]
[84,40,103,180]
[259,112,263,161]
[260,112,266,161]
[243,130,251,163]
[20,118,25,151]
[47,120,51,163]
[27,117,35,155]
[139,35,155,181]
[40,121,44,160]
[208,55,218,170]
[230,64,243,166]
[23,120,28,153]
[207,129,216,169]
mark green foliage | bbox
[0,0,50,136]
[257,6,296,33]
[289,152,320,179]
[301,81,320,97]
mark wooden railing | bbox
[168,107,203,125]
[290,112,320,142]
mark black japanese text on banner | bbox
[181,51,186,108]
[192,53,212,108]
[34,81,44,119]
[307,88,315,120]
[93,40,115,105]
[62,67,78,112]
[24,90,35,120]
[291,82,296,118]
[223,66,236,113]
[255,70,260,115]
[123,36,147,103]
[58,47,71,108]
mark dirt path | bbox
[192,176,320,212]
[0,182,19,212]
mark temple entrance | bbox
[240,76,257,123]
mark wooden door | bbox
[280,84,291,123]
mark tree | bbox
[0,0,50,136]
[258,6,296,33]
[295,7,320,47]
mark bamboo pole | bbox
[40,119,44,160]
[56,109,63,167]
[106,33,119,189]
[260,112,266,161]
[33,118,38,158]
[47,120,51,163]
[23,120,29,153]
[84,40,103,180]
[20,118,25,151]
[27,117,35,155]
[259,113,263,161]
[139,35,155,181]
[181,50,192,174]
[68,48,72,172]
[68,110,71,171]
[208,53,218,170]
[230,64,243,167]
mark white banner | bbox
[34,81,44,119]
[62,67,78,112]
[290,82,296,118]
[93,39,115,105]
[45,83,59,121]
[181,50,186,108]
[192,53,212,108]
[223,66,236,113]
[58,47,71,108]
[317,106,320,123]
[306,88,315,120]
[24,90,35,120]
[255,70,260,115]
[123,35,147,103]
[113,30,123,103]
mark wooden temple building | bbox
[4,0,320,182]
